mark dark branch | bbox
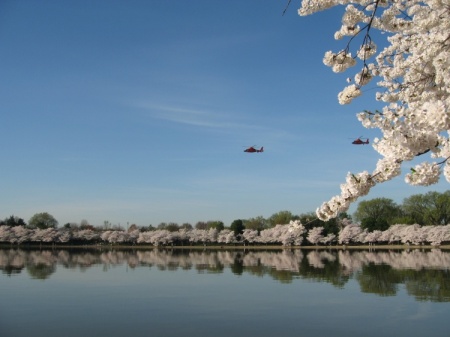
[282,0,292,16]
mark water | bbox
[1,248,449,337]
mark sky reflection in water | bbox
[1,248,449,337]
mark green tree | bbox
[3,215,26,227]
[361,217,390,232]
[389,215,416,225]
[268,210,297,227]
[63,222,79,230]
[180,222,193,230]
[195,221,208,230]
[128,224,139,232]
[157,222,168,230]
[140,224,155,232]
[402,191,450,225]
[207,221,224,231]
[296,212,343,237]
[166,222,180,232]
[28,212,58,229]
[244,216,268,231]
[402,193,429,225]
[298,212,320,231]
[26,262,56,280]
[80,219,94,230]
[230,219,245,235]
[354,198,401,225]
[355,264,400,296]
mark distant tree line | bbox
[1,212,59,229]
[1,191,450,247]
[354,190,450,231]
[0,209,345,237]
[0,219,449,247]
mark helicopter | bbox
[244,146,264,153]
[352,137,369,145]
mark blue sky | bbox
[1,0,448,227]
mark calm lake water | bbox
[1,248,449,337]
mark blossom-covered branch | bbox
[298,0,450,220]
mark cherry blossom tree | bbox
[0,226,13,243]
[217,229,237,244]
[363,229,383,244]
[338,222,364,244]
[100,230,113,243]
[297,0,450,220]
[72,229,99,243]
[127,229,140,245]
[378,224,406,244]
[321,233,337,245]
[206,228,219,245]
[101,230,131,244]
[11,226,31,244]
[188,229,206,245]
[400,223,426,245]
[137,231,153,245]
[307,226,325,245]
[257,226,281,244]
[176,228,190,245]
[148,230,173,246]
[242,229,259,244]
[281,220,306,246]
[426,225,450,245]
[57,229,71,243]
[30,228,59,243]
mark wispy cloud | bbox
[152,106,244,128]
[132,102,265,130]
[125,100,302,150]
[188,173,341,192]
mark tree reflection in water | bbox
[0,248,449,301]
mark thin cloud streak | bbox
[134,102,261,130]
[189,174,342,191]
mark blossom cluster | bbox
[316,171,374,221]
[297,0,450,220]
[405,162,441,186]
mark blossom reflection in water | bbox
[1,248,449,301]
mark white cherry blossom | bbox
[297,0,450,220]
